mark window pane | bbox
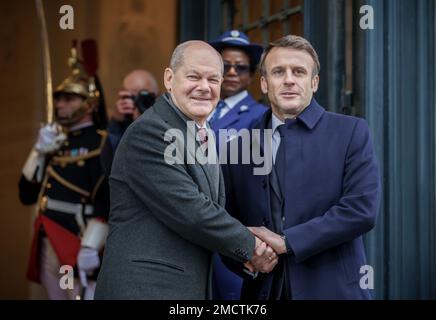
[270,0,283,15]
[248,0,263,25]
[245,28,263,101]
[233,0,244,28]
[246,28,263,45]
[286,11,303,35]
[220,0,304,101]
[269,20,283,42]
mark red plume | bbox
[81,39,98,76]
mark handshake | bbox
[245,227,288,274]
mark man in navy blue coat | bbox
[208,30,267,299]
[221,35,381,299]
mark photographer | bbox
[101,69,159,175]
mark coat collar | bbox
[254,98,324,157]
[295,98,325,130]
[211,94,257,129]
[153,93,220,201]
[223,90,248,110]
[155,93,192,129]
[257,98,324,131]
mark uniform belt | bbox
[44,197,94,216]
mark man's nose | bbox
[55,100,66,108]
[283,69,296,85]
[197,78,212,91]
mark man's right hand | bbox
[248,227,287,255]
[113,90,139,121]
[244,236,278,274]
[23,123,65,181]
[34,123,66,155]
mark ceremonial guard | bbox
[19,40,109,300]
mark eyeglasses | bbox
[223,63,251,75]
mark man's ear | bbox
[312,74,319,93]
[164,68,174,92]
[260,76,268,95]
[84,100,95,114]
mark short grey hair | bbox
[170,42,190,72]
[170,41,224,74]
[259,35,320,77]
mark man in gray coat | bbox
[95,41,278,299]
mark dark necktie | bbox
[275,124,287,192]
[209,100,227,124]
[271,123,292,300]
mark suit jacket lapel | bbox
[205,124,220,201]
[253,110,282,228]
[154,95,220,202]
[258,111,283,201]
[214,95,253,129]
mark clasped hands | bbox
[244,227,287,274]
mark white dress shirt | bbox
[208,90,248,121]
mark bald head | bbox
[170,40,223,74]
[123,69,159,96]
[164,40,223,125]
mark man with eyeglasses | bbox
[209,30,267,300]
[209,30,267,146]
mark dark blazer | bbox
[95,95,255,300]
[221,99,381,299]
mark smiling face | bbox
[261,47,319,120]
[164,43,223,125]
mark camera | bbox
[126,90,156,114]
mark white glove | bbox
[77,247,100,287]
[34,123,66,154]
